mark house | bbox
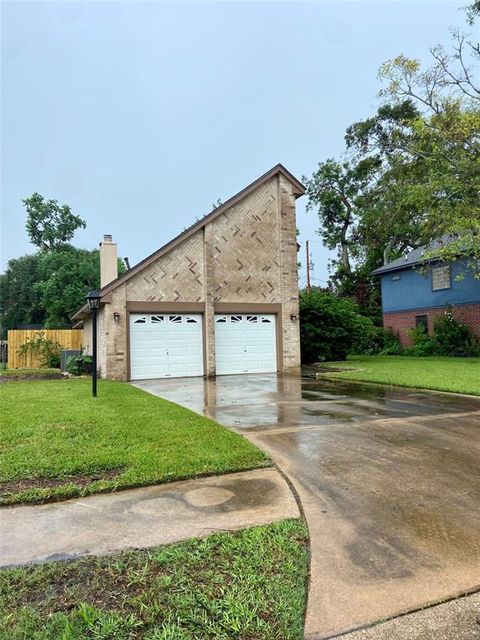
[72,164,305,380]
[372,240,480,345]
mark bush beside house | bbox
[299,290,383,362]
[299,290,479,362]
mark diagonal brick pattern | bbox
[126,232,205,303]
[210,181,281,303]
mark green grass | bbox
[0,379,268,505]
[0,519,308,640]
[323,355,480,396]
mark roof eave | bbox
[372,259,428,276]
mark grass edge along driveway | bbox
[0,519,309,640]
[0,378,269,506]
[323,355,480,396]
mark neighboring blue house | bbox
[372,241,480,344]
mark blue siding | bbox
[380,261,480,313]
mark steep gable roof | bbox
[72,164,304,321]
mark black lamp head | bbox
[86,290,102,310]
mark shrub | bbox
[66,355,93,375]
[351,323,404,356]
[404,326,438,356]
[433,310,480,357]
[379,328,404,355]
[17,331,62,368]
[300,289,375,362]
[349,315,380,355]
[403,310,480,357]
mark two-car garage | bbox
[129,313,277,380]
[74,165,303,380]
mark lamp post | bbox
[86,290,101,397]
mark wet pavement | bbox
[0,468,298,567]
[134,372,480,639]
[335,591,480,640]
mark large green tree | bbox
[36,248,102,328]
[347,19,480,272]
[0,255,46,336]
[306,5,480,310]
[23,193,86,251]
[1,194,125,336]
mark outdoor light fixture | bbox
[290,314,297,322]
[86,290,101,311]
[113,311,120,323]
[86,290,101,397]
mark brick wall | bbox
[383,303,480,345]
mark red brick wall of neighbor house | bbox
[383,303,480,346]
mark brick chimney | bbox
[99,234,118,288]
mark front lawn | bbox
[322,355,480,396]
[0,519,308,640]
[0,379,268,506]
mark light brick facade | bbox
[383,303,480,345]
[80,166,304,380]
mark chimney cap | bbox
[103,234,113,242]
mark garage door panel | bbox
[130,314,203,380]
[215,314,277,375]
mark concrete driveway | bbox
[133,372,480,639]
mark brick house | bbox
[72,164,305,380]
[372,241,480,345]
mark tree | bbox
[23,193,86,251]
[0,254,46,337]
[35,248,102,327]
[303,157,380,275]
[1,247,126,333]
[467,0,480,24]
[346,18,480,273]
[305,7,480,322]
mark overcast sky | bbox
[1,1,464,287]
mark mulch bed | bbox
[0,469,124,498]
[0,372,66,381]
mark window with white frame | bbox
[432,265,451,291]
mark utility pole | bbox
[306,240,311,293]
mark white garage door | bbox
[215,314,277,375]
[130,314,203,380]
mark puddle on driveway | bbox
[133,371,480,431]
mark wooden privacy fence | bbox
[7,329,83,369]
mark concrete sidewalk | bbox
[0,467,299,567]
[333,591,480,640]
